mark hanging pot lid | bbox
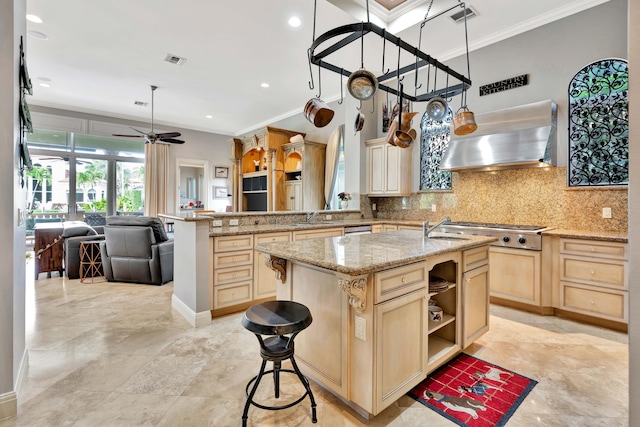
[347,69,378,101]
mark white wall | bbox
[1,0,26,419]
[401,0,628,192]
[29,105,232,215]
[627,0,638,423]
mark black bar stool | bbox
[241,300,318,426]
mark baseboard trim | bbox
[172,294,211,328]
[0,391,17,421]
[15,349,28,398]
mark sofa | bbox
[99,216,174,285]
[62,221,104,280]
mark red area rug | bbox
[408,353,537,427]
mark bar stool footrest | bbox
[244,368,314,411]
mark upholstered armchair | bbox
[99,216,174,285]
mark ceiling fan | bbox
[112,85,185,144]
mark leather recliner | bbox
[99,216,173,285]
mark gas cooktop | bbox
[437,221,548,250]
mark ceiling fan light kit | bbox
[112,85,185,144]
[305,0,477,137]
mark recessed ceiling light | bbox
[261,83,270,88]
[26,14,43,23]
[206,115,213,119]
[288,16,301,27]
[27,30,48,40]
[39,83,50,88]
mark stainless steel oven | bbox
[436,222,549,310]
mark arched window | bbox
[568,58,628,187]
[420,108,453,190]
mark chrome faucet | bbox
[306,211,320,223]
[423,216,452,237]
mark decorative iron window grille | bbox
[420,109,453,191]
[568,58,628,187]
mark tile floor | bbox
[1,260,629,427]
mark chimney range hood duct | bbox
[440,99,557,172]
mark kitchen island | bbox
[255,230,496,418]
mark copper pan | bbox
[304,97,334,128]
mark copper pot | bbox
[394,128,417,148]
[386,118,398,146]
[386,111,418,146]
[354,111,365,135]
[453,107,478,135]
[304,97,335,128]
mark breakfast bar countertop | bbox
[254,230,497,276]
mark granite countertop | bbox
[255,230,496,276]
[543,229,628,243]
[203,219,425,236]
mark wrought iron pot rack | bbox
[307,1,472,103]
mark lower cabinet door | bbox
[462,264,490,348]
[374,288,427,414]
[489,247,540,305]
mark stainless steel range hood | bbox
[440,99,557,172]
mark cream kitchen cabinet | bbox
[489,246,541,307]
[556,238,628,325]
[397,225,422,231]
[284,181,302,211]
[426,256,461,370]
[253,232,292,300]
[293,227,343,241]
[374,287,427,412]
[211,234,254,314]
[282,139,326,211]
[365,137,412,196]
[461,246,490,348]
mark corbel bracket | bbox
[336,273,368,313]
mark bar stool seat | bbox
[241,300,317,426]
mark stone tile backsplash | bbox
[366,167,628,232]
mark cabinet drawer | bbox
[213,234,254,252]
[560,238,627,260]
[213,281,252,309]
[213,249,253,269]
[560,281,627,322]
[213,265,253,286]
[397,225,422,231]
[374,262,427,304]
[255,232,291,246]
[293,227,343,241]
[463,245,490,272]
[560,255,627,289]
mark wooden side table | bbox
[34,223,64,280]
[79,240,105,283]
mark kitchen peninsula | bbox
[254,230,496,417]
